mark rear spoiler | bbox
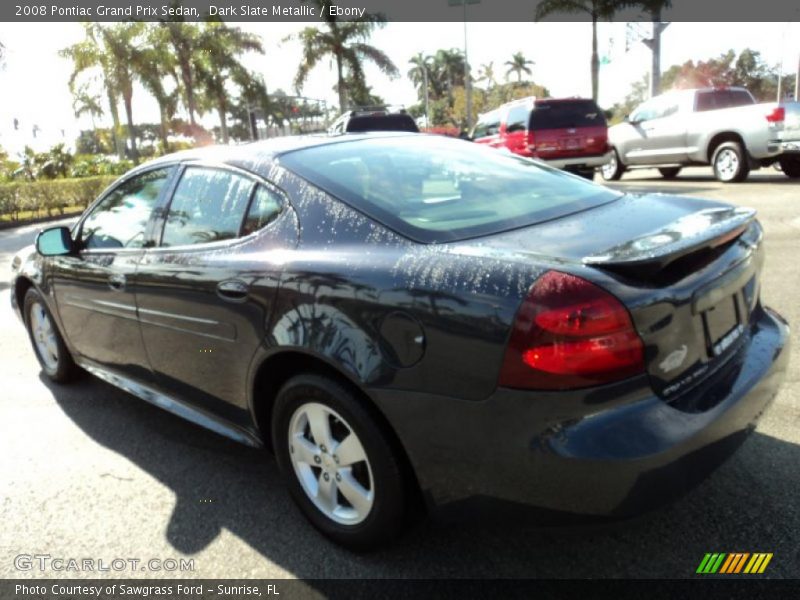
[582,206,757,275]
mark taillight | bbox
[766,107,785,123]
[526,131,536,150]
[499,270,644,390]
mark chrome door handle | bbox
[108,273,126,291]
[216,280,249,302]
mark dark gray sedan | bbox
[11,134,789,549]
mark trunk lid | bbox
[452,193,764,402]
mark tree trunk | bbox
[217,99,229,144]
[591,16,599,102]
[158,104,170,154]
[105,89,125,159]
[336,52,346,112]
[180,55,197,126]
[122,92,138,159]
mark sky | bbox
[0,21,798,154]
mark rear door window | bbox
[531,100,606,130]
[161,167,255,247]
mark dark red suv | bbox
[471,97,611,178]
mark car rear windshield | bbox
[279,135,621,243]
[346,114,419,133]
[531,100,606,130]
[695,90,755,112]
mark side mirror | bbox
[36,226,75,256]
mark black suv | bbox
[328,107,419,134]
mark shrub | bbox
[0,175,117,222]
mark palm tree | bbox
[432,48,466,103]
[102,23,145,158]
[160,21,203,127]
[408,52,433,125]
[71,83,104,131]
[60,24,126,158]
[133,27,180,153]
[194,23,264,144]
[504,52,534,84]
[289,2,399,112]
[476,62,497,89]
[535,0,619,101]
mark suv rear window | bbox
[696,90,754,112]
[280,135,620,243]
[531,100,606,130]
[346,114,419,133]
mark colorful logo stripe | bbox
[696,553,773,574]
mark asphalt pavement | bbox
[1,167,798,581]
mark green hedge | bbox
[0,176,117,222]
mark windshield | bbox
[280,135,621,243]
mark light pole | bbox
[448,0,479,130]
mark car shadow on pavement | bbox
[43,373,800,579]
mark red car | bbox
[471,97,611,178]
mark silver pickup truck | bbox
[602,87,800,182]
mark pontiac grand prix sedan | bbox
[11,134,789,549]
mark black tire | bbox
[658,167,682,179]
[23,287,80,383]
[272,374,408,550]
[778,156,800,178]
[712,141,750,183]
[600,148,624,181]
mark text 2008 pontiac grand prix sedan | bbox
[11,134,789,549]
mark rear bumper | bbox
[543,151,612,170]
[373,305,789,518]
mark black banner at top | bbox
[2,0,800,22]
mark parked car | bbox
[603,86,800,182]
[471,96,611,178]
[328,106,419,135]
[12,134,789,550]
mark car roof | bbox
[130,132,417,179]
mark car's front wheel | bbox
[23,288,79,383]
[600,148,625,181]
[272,374,408,550]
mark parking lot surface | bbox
[1,167,798,580]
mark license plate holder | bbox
[565,137,582,149]
[703,295,741,356]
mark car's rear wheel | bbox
[600,148,624,181]
[658,167,682,179]
[778,156,800,178]
[23,288,79,383]
[272,374,408,550]
[712,141,749,182]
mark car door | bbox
[134,164,298,419]
[621,95,687,164]
[50,167,175,380]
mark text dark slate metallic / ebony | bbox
[10,133,789,550]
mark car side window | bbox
[161,167,255,247]
[505,105,529,133]
[80,168,171,250]
[242,185,283,236]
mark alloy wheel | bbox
[288,402,374,525]
[29,301,59,371]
